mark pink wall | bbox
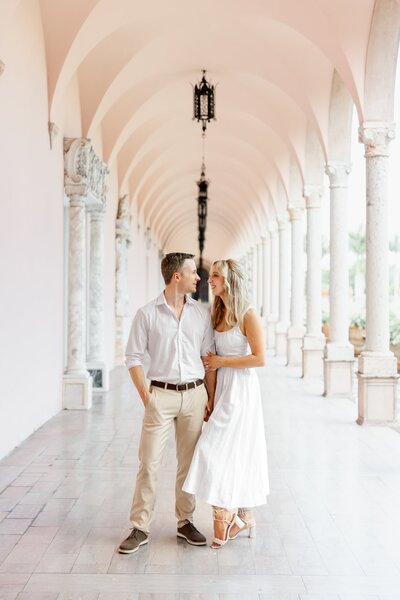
[0,0,64,458]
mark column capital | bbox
[261,234,270,245]
[88,198,106,219]
[69,194,86,209]
[303,184,324,208]
[358,121,396,157]
[325,161,352,188]
[64,137,109,202]
[278,220,290,231]
[288,206,304,221]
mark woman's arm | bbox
[203,309,265,370]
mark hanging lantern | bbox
[193,70,215,133]
[196,162,209,263]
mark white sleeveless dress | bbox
[183,323,269,508]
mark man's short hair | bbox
[161,252,195,284]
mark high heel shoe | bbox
[210,507,236,549]
[229,510,256,540]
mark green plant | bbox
[322,310,329,324]
[389,312,400,344]
[350,314,366,329]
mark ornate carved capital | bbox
[69,194,86,209]
[303,184,323,209]
[64,137,109,203]
[325,161,352,188]
[0,60,5,76]
[358,121,395,158]
[288,206,304,221]
[116,195,131,242]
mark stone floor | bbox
[1,357,400,599]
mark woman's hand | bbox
[202,351,224,371]
[204,398,214,421]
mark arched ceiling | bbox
[34,0,379,259]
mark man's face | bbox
[177,259,200,294]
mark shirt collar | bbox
[156,292,194,307]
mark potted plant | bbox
[389,312,400,371]
[321,310,329,338]
[349,313,366,356]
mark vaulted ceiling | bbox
[3,0,390,258]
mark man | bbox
[118,252,216,554]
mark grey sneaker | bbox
[177,522,207,546]
[118,528,149,554]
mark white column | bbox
[251,246,258,309]
[64,192,92,408]
[262,234,271,334]
[115,195,132,365]
[302,185,325,378]
[63,137,108,409]
[257,241,263,316]
[276,220,291,357]
[87,201,108,391]
[323,162,355,397]
[287,207,306,365]
[267,225,279,350]
[357,122,398,424]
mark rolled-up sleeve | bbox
[201,313,215,355]
[125,308,148,369]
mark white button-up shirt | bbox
[125,292,215,384]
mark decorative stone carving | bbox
[64,137,109,203]
[63,137,109,408]
[325,162,352,188]
[358,122,395,158]
[303,185,323,208]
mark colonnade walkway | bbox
[1,358,400,599]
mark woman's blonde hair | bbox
[211,259,249,329]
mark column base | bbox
[356,351,398,424]
[302,334,325,378]
[287,326,305,366]
[87,361,109,392]
[266,315,278,350]
[357,373,398,424]
[323,359,355,397]
[275,322,289,357]
[63,372,92,410]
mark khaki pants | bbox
[130,383,208,533]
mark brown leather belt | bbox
[150,379,204,392]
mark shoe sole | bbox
[117,538,148,554]
[176,532,207,546]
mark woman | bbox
[183,259,269,548]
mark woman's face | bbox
[208,264,225,296]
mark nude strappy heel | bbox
[210,507,236,549]
[229,509,256,539]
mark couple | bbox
[118,252,269,553]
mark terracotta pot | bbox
[349,325,365,357]
[390,342,400,372]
